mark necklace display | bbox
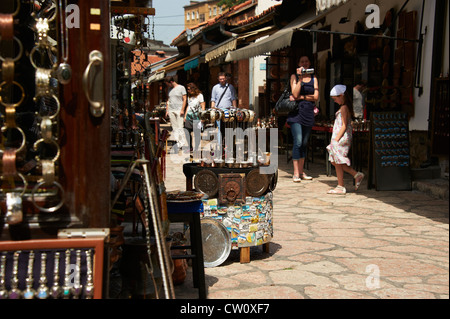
[36,252,49,299]
[0,249,95,299]
[22,251,36,299]
[84,250,94,299]
[70,250,82,299]
[0,253,8,299]
[50,251,62,298]
[56,0,72,84]
[8,251,21,299]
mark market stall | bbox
[180,109,278,265]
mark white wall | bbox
[249,0,282,115]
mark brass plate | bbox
[193,169,219,198]
[246,169,269,197]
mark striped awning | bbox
[204,37,238,62]
[225,11,317,62]
[148,70,165,83]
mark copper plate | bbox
[245,169,269,197]
[194,169,219,198]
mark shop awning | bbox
[316,0,348,14]
[225,11,318,62]
[203,26,276,63]
[160,52,202,73]
[184,57,200,71]
[204,37,238,62]
[148,70,165,83]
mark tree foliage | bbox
[217,0,247,9]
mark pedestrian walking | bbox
[210,72,237,150]
[184,82,205,153]
[210,72,237,110]
[326,84,365,194]
[165,76,188,148]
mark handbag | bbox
[275,87,298,114]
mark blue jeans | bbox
[290,122,312,160]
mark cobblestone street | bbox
[165,147,449,299]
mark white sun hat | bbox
[330,84,347,96]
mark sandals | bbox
[327,186,346,195]
[300,172,313,180]
[354,172,365,191]
[293,175,301,183]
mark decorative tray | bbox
[166,190,206,202]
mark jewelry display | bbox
[25,1,65,214]
[56,0,72,84]
[0,3,27,225]
[0,253,8,299]
[62,249,71,299]
[70,250,82,299]
[8,251,21,299]
[50,251,62,298]
[1,1,104,300]
[22,251,36,299]
[84,250,94,299]
[36,252,49,299]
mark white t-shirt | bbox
[187,94,204,115]
[168,85,187,111]
[185,94,204,129]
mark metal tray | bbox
[201,218,231,268]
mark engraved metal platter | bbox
[194,169,219,198]
[201,218,231,268]
[245,169,269,197]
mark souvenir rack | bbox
[0,235,106,299]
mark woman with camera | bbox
[287,55,319,183]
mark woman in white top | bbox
[184,82,205,152]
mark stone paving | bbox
[164,148,449,299]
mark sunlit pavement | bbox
[163,141,449,299]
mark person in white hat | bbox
[326,84,365,194]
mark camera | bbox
[301,68,315,74]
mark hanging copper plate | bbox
[194,169,219,198]
[245,169,269,197]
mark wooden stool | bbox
[167,201,206,299]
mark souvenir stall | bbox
[0,0,112,299]
[1,0,175,300]
[181,108,278,265]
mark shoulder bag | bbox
[275,77,298,114]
